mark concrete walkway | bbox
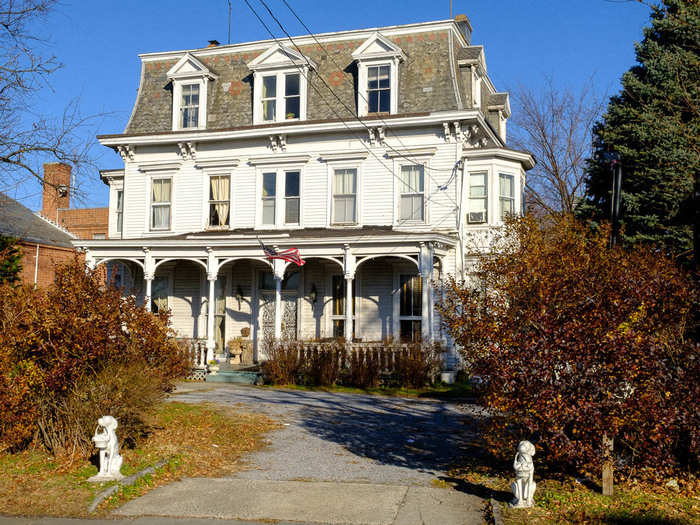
[111,383,487,524]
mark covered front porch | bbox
[79,229,457,366]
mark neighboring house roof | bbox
[125,22,469,135]
[0,192,75,248]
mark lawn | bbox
[447,451,699,525]
[0,402,276,517]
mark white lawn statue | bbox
[88,415,124,482]
[510,440,536,508]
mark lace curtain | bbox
[210,176,230,225]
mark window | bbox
[181,84,200,128]
[259,72,302,123]
[499,173,515,220]
[209,175,230,227]
[261,76,276,122]
[367,65,390,114]
[150,178,171,230]
[330,275,355,338]
[151,275,169,313]
[115,190,124,234]
[285,74,300,120]
[399,274,422,342]
[285,171,300,225]
[261,172,276,226]
[332,168,357,224]
[468,172,487,223]
[399,165,425,221]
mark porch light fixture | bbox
[309,284,317,304]
[235,285,243,305]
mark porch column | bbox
[144,273,153,312]
[428,243,435,343]
[205,248,218,363]
[273,257,284,339]
[143,247,154,312]
[343,244,356,342]
[419,242,433,342]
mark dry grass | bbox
[446,452,700,525]
[0,401,276,517]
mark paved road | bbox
[114,383,487,524]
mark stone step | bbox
[206,370,262,384]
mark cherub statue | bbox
[510,440,536,508]
[88,415,124,482]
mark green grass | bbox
[262,380,474,399]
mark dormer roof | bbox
[352,32,406,61]
[167,53,218,81]
[247,44,316,71]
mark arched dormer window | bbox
[352,32,405,117]
[248,45,315,125]
[167,53,217,131]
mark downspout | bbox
[33,244,39,287]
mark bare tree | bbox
[508,77,605,216]
[0,0,96,195]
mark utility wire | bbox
[243,0,457,221]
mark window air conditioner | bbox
[468,211,486,223]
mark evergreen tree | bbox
[0,235,22,285]
[578,0,699,260]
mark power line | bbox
[278,0,457,176]
[242,0,458,218]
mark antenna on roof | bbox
[450,0,452,18]
[227,0,232,44]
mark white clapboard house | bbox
[77,15,534,366]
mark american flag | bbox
[257,238,305,266]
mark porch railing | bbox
[176,337,207,369]
[294,341,423,374]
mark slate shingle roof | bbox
[126,24,468,135]
[0,192,75,248]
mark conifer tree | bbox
[578,0,699,260]
[0,236,22,285]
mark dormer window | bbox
[181,84,200,128]
[352,33,405,117]
[248,45,314,125]
[167,53,217,131]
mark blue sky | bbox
[13,0,651,210]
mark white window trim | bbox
[203,171,233,230]
[255,166,305,229]
[108,179,124,238]
[498,172,517,223]
[467,170,489,224]
[394,160,429,226]
[146,175,175,233]
[252,67,309,125]
[326,162,362,228]
[356,58,400,117]
[171,78,209,131]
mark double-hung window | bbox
[261,172,276,226]
[181,84,200,128]
[260,72,302,123]
[115,190,124,234]
[399,165,425,221]
[499,173,515,220]
[260,169,302,227]
[151,178,171,230]
[468,173,488,223]
[399,274,422,342]
[367,65,391,114]
[209,175,230,227]
[332,168,357,224]
[284,171,300,225]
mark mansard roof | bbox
[124,19,485,135]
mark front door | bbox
[256,270,300,351]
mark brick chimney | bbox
[41,162,71,221]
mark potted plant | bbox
[286,112,296,120]
[208,359,220,374]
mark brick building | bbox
[0,163,109,286]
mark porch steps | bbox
[205,364,263,385]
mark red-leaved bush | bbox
[0,258,191,455]
[438,215,698,479]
